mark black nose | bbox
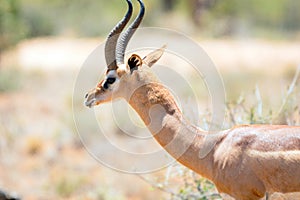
[85,93,88,98]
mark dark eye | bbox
[106,77,116,84]
[103,77,116,90]
[103,82,109,89]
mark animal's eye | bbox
[103,77,116,90]
[103,82,109,90]
[106,77,116,84]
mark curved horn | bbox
[105,0,133,70]
[116,0,145,65]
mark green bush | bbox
[0,67,22,93]
[0,0,27,52]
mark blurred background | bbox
[0,0,300,199]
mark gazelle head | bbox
[84,0,165,108]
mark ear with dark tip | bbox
[127,54,143,72]
[143,45,166,67]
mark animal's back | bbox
[220,125,300,152]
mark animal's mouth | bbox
[84,93,97,108]
[84,98,96,108]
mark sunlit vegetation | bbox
[1,0,300,52]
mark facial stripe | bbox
[107,70,117,77]
[97,80,104,88]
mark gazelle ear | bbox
[143,45,166,67]
[127,54,143,72]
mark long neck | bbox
[127,82,217,179]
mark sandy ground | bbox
[2,37,300,72]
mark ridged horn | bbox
[105,0,133,70]
[116,0,145,65]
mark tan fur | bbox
[128,79,300,200]
[85,47,300,200]
[143,45,166,67]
